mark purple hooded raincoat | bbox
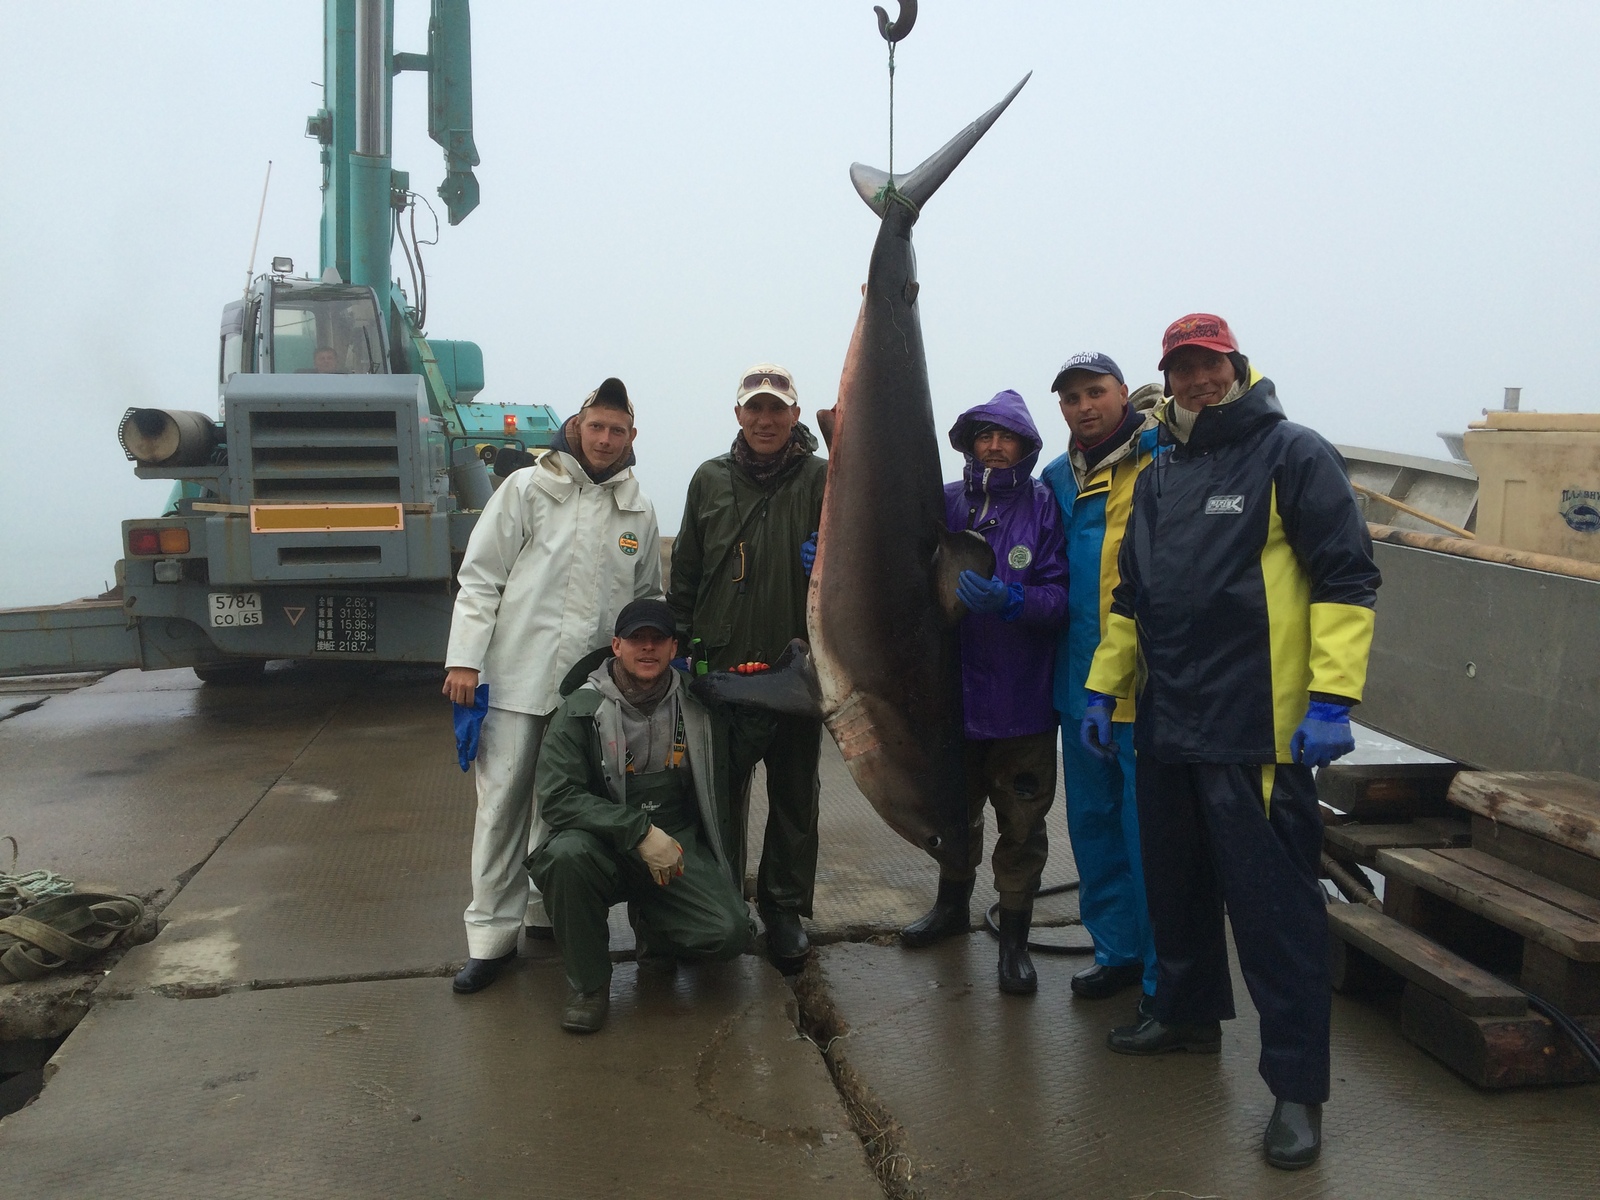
[944,390,1069,741]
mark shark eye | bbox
[926,835,941,849]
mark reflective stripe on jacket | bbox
[1085,372,1380,763]
[445,450,663,715]
[1040,410,1160,724]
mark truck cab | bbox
[221,276,389,386]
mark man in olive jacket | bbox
[668,362,827,966]
[527,598,751,1034]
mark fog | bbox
[2,1,1596,607]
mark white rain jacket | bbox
[445,450,663,716]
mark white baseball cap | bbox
[735,362,800,407]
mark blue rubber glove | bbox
[669,657,690,672]
[801,531,818,577]
[453,683,490,772]
[957,569,1024,620]
[1079,693,1117,761]
[1290,700,1356,768]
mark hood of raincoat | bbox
[949,390,1044,496]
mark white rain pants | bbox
[463,707,552,958]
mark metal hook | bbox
[873,0,917,44]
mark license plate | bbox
[314,595,377,654]
[209,592,263,627]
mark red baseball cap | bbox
[1158,313,1239,370]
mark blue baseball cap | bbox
[1050,352,1124,392]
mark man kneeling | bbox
[528,598,754,1033]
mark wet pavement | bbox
[1,665,1596,1196]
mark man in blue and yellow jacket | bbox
[1082,314,1380,1171]
[1040,353,1162,1014]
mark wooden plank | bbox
[1436,848,1600,924]
[1324,820,1470,867]
[1327,903,1526,1016]
[1377,848,1600,961]
[1473,817,1600,900]
[1522,941,1600,1016]
[1400,984,1600,1088]
[1328,936,1405,996]
[1318,763,1460,819]
[1448,771,1600,858]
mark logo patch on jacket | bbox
[1205,495,1245,515]
[1007,544,1033,569]
[618,531,639,555]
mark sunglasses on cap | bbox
[741,372,793,395]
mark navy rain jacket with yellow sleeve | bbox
[1084,370,1380,764]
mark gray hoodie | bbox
[587,661,685,776]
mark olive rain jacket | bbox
[531,665,739,885]
[1040,386,1162,724]
[1084,370,1380,764]
[944,390,1069,741]
[446,446,662,715]
[668,427,827,673]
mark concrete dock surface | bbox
[1,665,1595,1197]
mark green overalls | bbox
[530,754,751,994]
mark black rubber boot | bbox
[762,909,811,968]
[1106,1016,1222,1055]
[1070,961,1144,999]
[997,907,1038,995]
[899,877,975,949]
[451,951,514,995]
[1263,1099,1322,1169]
[561,987,610,1033]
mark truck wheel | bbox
[193,660,267,685]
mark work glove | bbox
[637,824,685,886]
[1079,693,1117,761]
[453,683,490,772]
[1290,700,1356,769]
[957,569,1025,620]
[801,532,818,577]
[670,657,690,672]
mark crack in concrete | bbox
[791,958,925,1200]
[693,1001,828,1149]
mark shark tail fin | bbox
[850,72,1031,219]
[688,639,823,719]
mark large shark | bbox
[693,73,1030,873]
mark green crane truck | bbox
[0,0,555,683]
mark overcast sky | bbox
[2,1,1597,608]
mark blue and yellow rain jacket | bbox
[1040,391,1161,725]
[1085,371,1381,764]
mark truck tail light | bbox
[503,413,518,434]
[159,528,190,554]
[128,528,161,556]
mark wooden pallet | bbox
[1318,762,1460,820]
[1323,817,1471,867]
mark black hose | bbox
[1517,985,1600,1076]
[982,881,1091,954]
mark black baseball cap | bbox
[1050,351,1125,393]
[614,598,677,639]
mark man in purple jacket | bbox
[900,389,1070,995]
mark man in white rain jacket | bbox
[443,378,663,993]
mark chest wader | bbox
[531,761,752,995]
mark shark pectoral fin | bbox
[933,528,996,624]
[688,639,823,718]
